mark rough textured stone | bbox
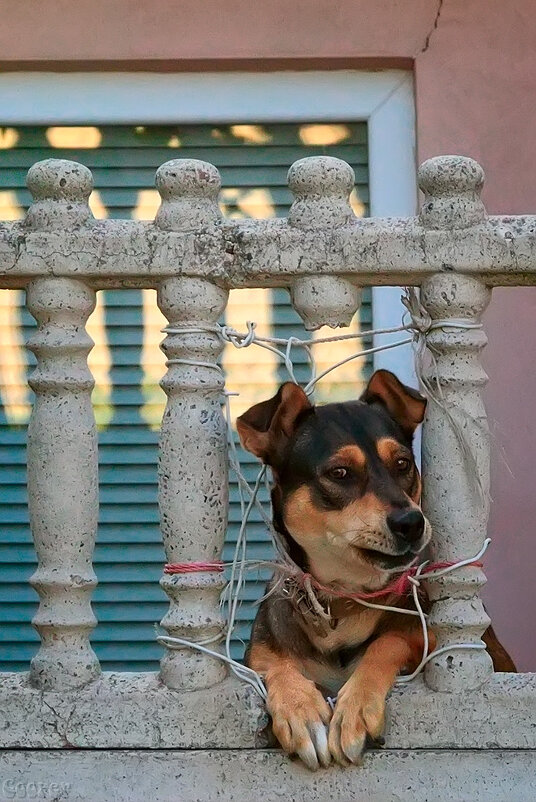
[0,748,534,802]
[288,156,361,329]
[25,282,99,690]
[21,160,101,692]
[421,274,494,692]
[287,156,356,229]
[291,274,361,330]
[3,215,536,287]
[385,674,536,749]
[24,158,94,231]
[155,158,222,231]
[0,673,534,751]
[0,155,532,290]
[419,155,486,229]
[0,674,267,749]
[156,277,229,691]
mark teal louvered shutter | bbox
[0,122,369,668]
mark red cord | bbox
[162,558,483,596]
[164,561,225,574]
[302,559,483,601]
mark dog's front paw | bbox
[328,677,385,766]
[267,677,332,771]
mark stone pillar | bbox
[418,156,494,692]
[155,160,229,690]
[287,157,361,330]
[24,159,100,690]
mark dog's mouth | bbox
[359,546,418,571]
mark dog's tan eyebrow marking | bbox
[376,437,410,464]
[329,444,367,471]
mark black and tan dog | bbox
[237,370,515,770]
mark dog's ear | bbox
[361,369,426,435]
[236,382,311,464]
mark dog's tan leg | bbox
[249,642,332,770]
[328,628,435,766]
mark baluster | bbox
[288,157,361,329]
[155,160,228,690]
[419,156,494,692]
[24,159,100,689]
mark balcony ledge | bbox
[0,671,535,750]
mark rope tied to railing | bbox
[164,561,225,574]
[401,287,488,503]
[157,539,491,699]
[157,287,490,700]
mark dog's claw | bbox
[308,722,331,768]
[370,734,385,747]
[268,679,332,771]
[296,740,320,772]
[291,720,331,771]
[327,715,351,767]
[341,732,366,765]
[328,680,386,767]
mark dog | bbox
[237,369,516,770]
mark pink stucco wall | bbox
[413,1,536,672]
[2,0,536,668]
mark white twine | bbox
[401,287,488,502]
[158,288,490,702]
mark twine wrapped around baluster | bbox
[402,287,488,503]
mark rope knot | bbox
[410,311,433,335]
[219,320,257,348]
[401,287,432,335]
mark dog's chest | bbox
[297,608,384,693]
[307,604,385,654]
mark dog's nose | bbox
[387,508,424,545]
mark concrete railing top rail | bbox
[0,155,535,290]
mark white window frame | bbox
[0,69,417,383]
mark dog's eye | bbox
[395,457,411,473]
[328,467,348,480]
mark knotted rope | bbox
[157,287,490,700]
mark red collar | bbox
[298,559,483,602]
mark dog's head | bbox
[237,370,431,591]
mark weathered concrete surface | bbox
[0,672,535,751]
[0,748,534,802]
[154,161,231,691]
[2,157,536,290]
[0,674,267,749]
[421,274,493,692]
[25,281,100,690]
[2,216,536,289]
[385,674,536,749]
[157,274,229,691]
[22,161,100,691]
[288,157,362,329]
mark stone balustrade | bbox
[0,153,535,768]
